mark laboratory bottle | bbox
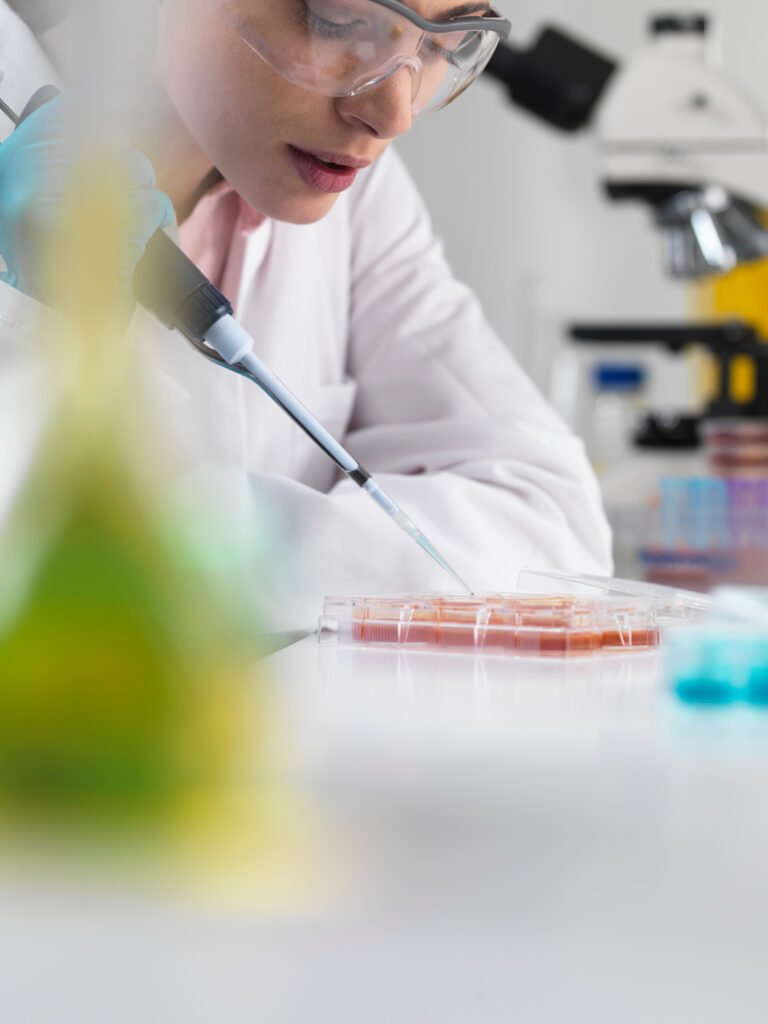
[587,363,647,476]
[0,149,271,846]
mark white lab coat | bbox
[0,2,612,629]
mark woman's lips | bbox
[287,145,367,194]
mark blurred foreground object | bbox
[0,139,272,859]
[0,91,175,304]
[664,586,768,705]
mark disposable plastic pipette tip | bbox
[414,531,474,595]
[361,475,474,594]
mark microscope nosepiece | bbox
[657,187,768,279]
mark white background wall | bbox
[396,1,768,402]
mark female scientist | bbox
[0,0,611,626]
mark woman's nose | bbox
[335,65,416,139]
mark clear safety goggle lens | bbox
[214,0,510,114]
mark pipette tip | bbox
[415,533,475,595]
[359,474,474,594]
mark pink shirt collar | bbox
[178,178,266,293]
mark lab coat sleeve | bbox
[249,150,612,628]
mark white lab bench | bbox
[3,634,768,1023]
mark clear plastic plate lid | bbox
[516,569,714,621]
[709,586,768,626]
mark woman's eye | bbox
[422,38,460,66]
[300,6,360,39]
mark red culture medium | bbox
[320,594,660,658]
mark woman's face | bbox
[156,0,467,223]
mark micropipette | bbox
[3,88,474,595]
[197,311,473,594]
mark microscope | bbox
[486,12,768,277]
[596,13,768,281]
[584,13,768,442]
[487,16,768,585]
[487,13,768,452]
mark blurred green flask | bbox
[0,149,265,833]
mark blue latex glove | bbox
[0,94,175,304]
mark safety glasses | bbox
[214,0,511,114]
